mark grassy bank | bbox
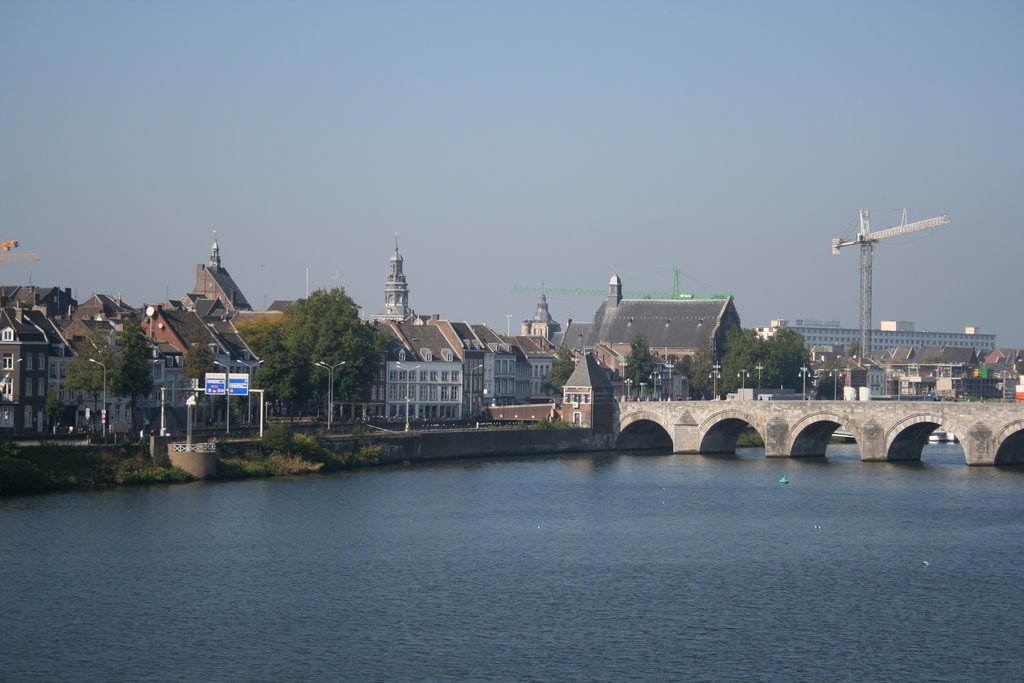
[0,424,381,496]
[0,440,193,494]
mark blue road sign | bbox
[228,373,249,396]
[205,373,227,395]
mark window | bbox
[38,378,45,396]
[451,371,460,382]
[441,371,449,382]
[0,328,12,341]
[25,354,33,370]
[430,371,438,382]
[420,370,428,382]
[38,353,45,369]
[24,381,32,398]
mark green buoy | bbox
[779,474,789,485]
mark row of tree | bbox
[545,326,811,399]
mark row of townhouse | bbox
[1,298,561,435]
[0,289,261,435]
[371,316,558,423]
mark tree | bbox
[114,315,154,429]
[545,345,576,394]
[183,342,215,386]
[235,288,385,415]
[64,325,115,431]
[44,389,64,431]
[764,328,809,391]
[625,335,657,398]
[719,327,764,395]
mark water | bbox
[2,444,1023,682]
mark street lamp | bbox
[830,368,841,401]
[737,369,750,392]
[88,358,107,439]
[214,360,232,435]
[395,362,421,432]
[238,359,263,424]
[650,372,659,401]
[710,363,721,399]
[798,366,811,399]
[755,363,764,388]
[316,360,346,432]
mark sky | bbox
[2,1,1022,345]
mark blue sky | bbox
[2,1,1022,344]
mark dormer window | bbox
[398,350,406,362]
[422,349,433,362]
[0,328,12,341]
[443,350,453,362]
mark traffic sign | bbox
[228,373,249,396]
[205,373,227,395]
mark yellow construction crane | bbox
[0,240,41,263]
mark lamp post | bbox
[798,366,811,399]
[624,378,632,400]
[88,358,107,439]
[710,363,721,400]
[640,382,647,400]
[214,360,232,435]
[316,360,346,432]
[238,359,263,424]
[755,363,764,388]
[737,369,750,396]
[830,368,841,401]
[395,362,421,432]
[663,318,671,401]
[650,372,659,401]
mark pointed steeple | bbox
[210,230,221,270]
[373,233,412,322]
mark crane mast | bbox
[832,210,949,355]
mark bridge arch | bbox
[885,412,949,462]
[697,409,766,455]
[993,420,1024,466]
[617,409,674,451]
[787,411,850,457]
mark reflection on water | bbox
[2,444,1022,682]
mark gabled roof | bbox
[582,296,738,351]
[564,353,613,390]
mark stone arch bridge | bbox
[616,400,1024,466]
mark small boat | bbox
[928,430,956,444]
[779,474,789,485]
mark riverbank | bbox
[0,422,608,496]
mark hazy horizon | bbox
[3,1,1022,345]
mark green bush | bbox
[0,455,48,493]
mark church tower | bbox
[209,231,222,270]
[373,234,412,322]
[521,290,561,342]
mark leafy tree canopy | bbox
[625,335,657,396]
[718,326,809,395]
[64,325,116,405]
[235,288,385,408]
[545,345,576,394]
[114,315,154,409]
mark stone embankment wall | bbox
[326,428,613,465]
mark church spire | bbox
[210,230,221,270]
[373,233,412,322]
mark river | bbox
[2,443,1023,682]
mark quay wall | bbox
[325,428,613,465]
